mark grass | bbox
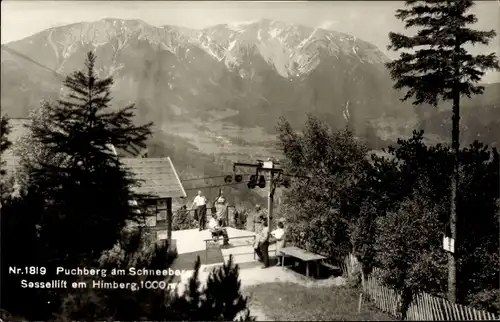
[244,283,396,321]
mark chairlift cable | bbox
[2,46,66,79]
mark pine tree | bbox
[29,51,153,268]
[201,255,254,321]
[168,256,255,321]
[386,0,499,303]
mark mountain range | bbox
[1,18,406,129]
[1,18,499,202]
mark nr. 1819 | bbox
[8,266,47,275]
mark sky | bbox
[2,0,499,81]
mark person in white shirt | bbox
[208,214,229,246]
[190,190,208,231]
[271,221,286,266]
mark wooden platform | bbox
[157,227,277,266]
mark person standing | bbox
[246,204,267,232]
[213,190,228,227]
[271,221,286,266]
[190,190,208,231]
[254,220,270,268]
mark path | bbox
[172,265,346,321]
[239,266,346,321]
[173,264,346,290]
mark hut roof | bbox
[121,157,187,199]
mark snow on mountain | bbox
[193,18,388,78]
[7,17,388,79]
[1,17,406,136]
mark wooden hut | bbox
[121,157,187,245]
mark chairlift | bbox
[258,175,266,188]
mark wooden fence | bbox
[362,267,500,321]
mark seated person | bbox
[208,214,229,246]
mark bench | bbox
[319,259,342,277]
[317,252,344,273]
[279,246,326,278]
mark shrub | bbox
[467,288,500,315]
[357,132,499,312]
[349,201,377,277]
[276,116,368,259]
[172,207,198,230]
[374,178,448,319]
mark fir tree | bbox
[201,255,254,321]
[386,0,499,303]
[168,256,255,321]
[29,51,153,268]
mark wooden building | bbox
[122,157,187,245]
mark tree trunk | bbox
[400,287,413,320]
[448,89,460,303]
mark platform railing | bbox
[204,234,256,264]
[180,206,239,229]
[204,234,279,264]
